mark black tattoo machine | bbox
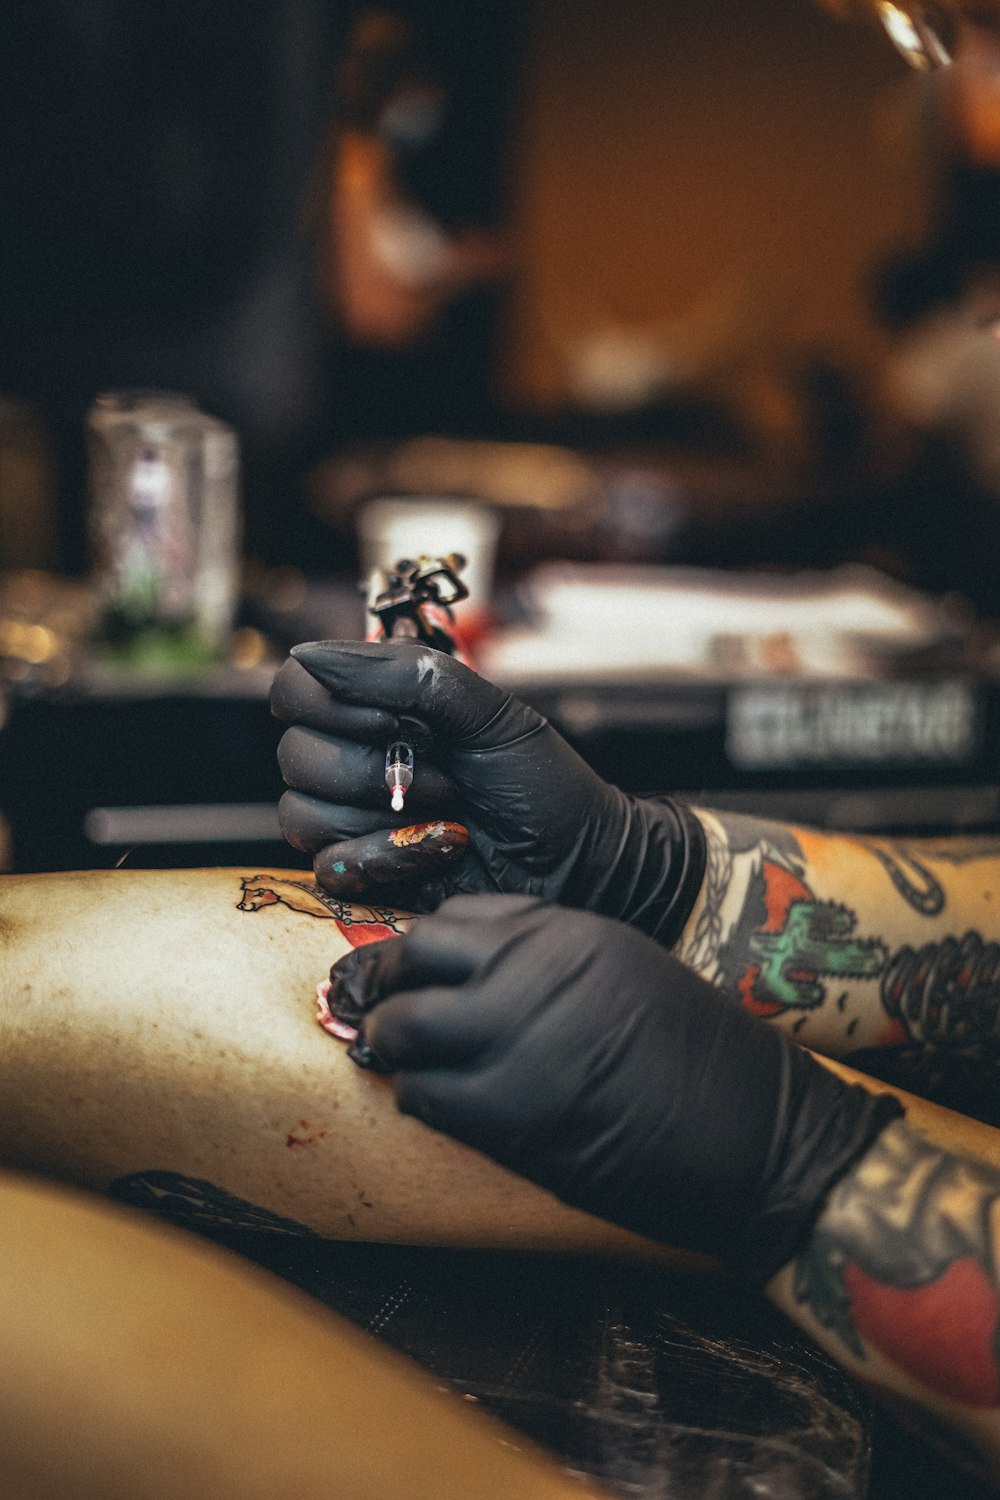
[365,552,470,815]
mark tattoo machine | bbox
[364,553,470,815]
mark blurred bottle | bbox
[87,391,240,670]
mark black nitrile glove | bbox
[271,639,705,945]
[327,895,903,1283]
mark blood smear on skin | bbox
[316,920,396,1041]
[315,979,358,1042]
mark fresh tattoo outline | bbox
[236,874,409,937]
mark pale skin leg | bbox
[0,1169,600,1500]
[9,867,1000,1483]
[0,867,673,1261]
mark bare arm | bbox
[0,867,669,1261]
[677,808,1000,1064]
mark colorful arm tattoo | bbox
[677,812,1000,1072]
[794,1119,1000,1412]
[676,812,887,1027]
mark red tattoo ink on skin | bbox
[874,1016,909,1049]
[844,1256,1000,1407]
[316,978,359,1043]
[333,919,396,948]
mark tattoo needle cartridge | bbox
[385,741,414,813]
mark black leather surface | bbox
[196,1231,874,1500]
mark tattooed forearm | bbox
[677,811,807,976]
[679,811,1000,1070]
[881,931,1000,1051]
[860,844,945,917]
[678,811,887,1025]
[861,838,1000,918]
[794,1119,1000,1409]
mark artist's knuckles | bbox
[277,646,542,756]
[365,990,461,1071]
[270,657,333,722]
[275,789,321,851]
[279,789,403,851]
[276,728,379,803]
[270,657,318,720]
[270,658,393,736]
[375,646,512,738]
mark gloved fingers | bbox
[430,891,549,927]
[326,937,409,1026]
[289,639,512,742]
[278,791,407,853]
[270,658,400,741]
[312,821,470,899]
[328,893,545,1004]
[363,986,489,1071]
[277,725,458,811]
[390,1061,543,1167]
[393,1067,471,1134]
[390,893,548,987]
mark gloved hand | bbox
[326,895,902,1283]
[271,639,705,946]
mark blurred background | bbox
[4,0,1000,874]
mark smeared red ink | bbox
[388,820,468,853]
[874,1016,909,1049]
[285,1118,329,1149]
[844,1256,1000,1406]
[316,979,359,1042]
[334,919,396,949]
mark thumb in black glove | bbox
[272,639,705,946]
[326,895,902,1284]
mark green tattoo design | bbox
[748,901,886,1011]
[718,851,887,1017]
